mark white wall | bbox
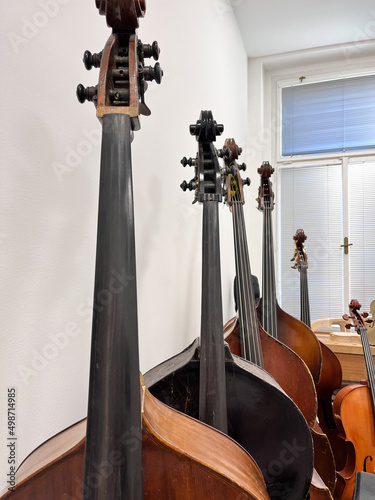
[0,0,248,489]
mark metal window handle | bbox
[340,237,353,254]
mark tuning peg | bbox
[345,324,352,330]
[217,148,231,159]
[191,122,223,137]
[181,157,196,167]
[242,177,251,186]
[239,163,247,171]
[143,63,163,84]
[180,179,197,192]
[363,312,369,318]
[83,50,102,70]
[139,41,160,60]
[76,84,98,104]
[342,314,350,321]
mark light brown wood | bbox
[333,384,375,500]
[1,380,270,500]
[315,332,375,382]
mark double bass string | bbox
[232,188,263,366]
[263,193,278,340]
[232,192,248,359]
[237,196,263,366]
[360,324,375,417]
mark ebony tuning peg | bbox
[140,41,160,60]
[238,163,247,171]
[76,84,98,104]
[143,63,163,84]
[242,177,251,186]
[181,157,195,167]
[217,148,231,159]
[83,50,102,70]
[180,179,196,191]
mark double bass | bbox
[291,229,346,471]
[333,299,375,500]
[221,141,335,497]
[145,111,314,500]
[0,2,271,499]
[256,162,323,384]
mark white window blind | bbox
[282,74,375,156]
[349,161,375,313]
[279,164,343,320]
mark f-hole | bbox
[363,455,373,472]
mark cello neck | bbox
[359,324,375,417]
[345,300,375,420]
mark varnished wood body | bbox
[225,316,336,495]
[257,299,322,383]
[145,339,314,500]
[224,316,317,428]
[316,342,347,471]
[0,382,270,500]
[333,384,375,500]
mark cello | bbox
[221,141,335,497]
[145,111,314,500]
[1,2,272,499]
[256,162,323,383]
[291,229,346,471]
[333,299,375,500]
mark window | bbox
[281,74,375,156]
[277,72,375,320]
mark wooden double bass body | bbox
[333,300,375,500]
[145,112,314,500]
[1,2,272,499]
[1,379,271,500]
[221,143,335,498]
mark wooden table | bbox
[315,331,375,383]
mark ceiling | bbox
[232,0,375,57]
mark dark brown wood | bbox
[96,0,146,30]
